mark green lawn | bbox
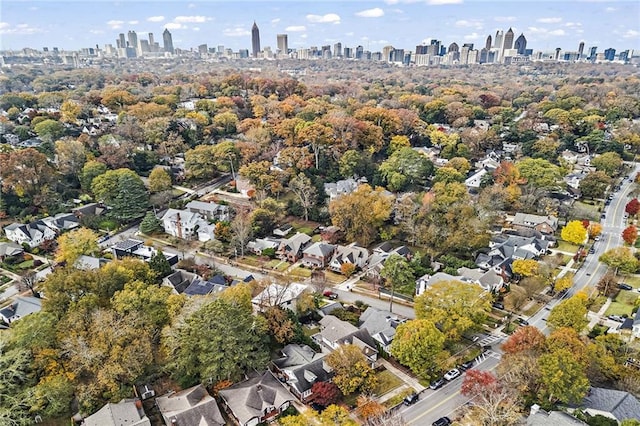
[556,241,580,254]
[0,274,10,284]
[383,388,414,408]
[324,270,347,285]
[17,259,34,269]
[303,326,319,338]
[589,295,608,313]
[623,275,640,288]
[288,267,312,278]
[605,290,640,316]
[373,369,404,397]
[523,301,546,317]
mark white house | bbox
[329,243,369,273]
[251,283,309,312]
[161,209,214,242]
[185,200,230,222]
[3,221,56,248]
[0,297,42,324]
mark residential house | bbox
[277,233,312,263]
[526,405,586,426]
[315,315,378,365]
[476,234,551,280]
[458,267,505,292]
[301,242,336,269]
[4,221,56,248]
[271,344,332,402]
[581,387,640,423]
[161,209,215,242]
[465,168,489,190]
[0,241,24,261]
[185,200,230,222]
[82,399,150,426]
[247,237,281,256]
[632,309,640,339]
[72,203,107,219]
[511,213,558,235]
[320,226,343,244]
[163,269,200,294]
[561,150,580,164]
[156,384,225,426]
[564,172,588,190]
[324,178,362,200]
[111,239,179,266]
[41,212,80,233]
[0,297,42,324]
[273,224,293,237]
[358,307,405,354]
[415,272,459,296]
[329,243,369,273]
[218,371,295,426]
[364,252,390,283]
[183,275,228,297]
[74,255,109,270]
[251,283,309,313]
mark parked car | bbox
[492,302,505,310]
[323,290,338,300]
[444,368,461,381]
[608,315,624,322]
[459,360,474,370]
[516,318,529,326]
[403,392,419,406]
[618,283,633,291]
[433,417,452,426]
[589,247,595,254]
[429,378,446,390]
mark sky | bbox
[1,0,638,53]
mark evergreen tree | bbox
[139,211,163,235]
[149,249,172,280]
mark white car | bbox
[444,368,461,381]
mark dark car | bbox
[429,378,445,390]
[608,315,624,322]
[589,247,595,254]
[433,417,452,426]
[459,360,474,370]
[516,318,530,326]
[323,290,338,299]
[492,302,505,310]
[403,392,419,406]
[618,283,633,291]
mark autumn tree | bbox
[579,171,611,199]
[561,220,588,245]
[517,158,561,189]
[511,259,539,277]
[91,168,150,221]
[55,227,100,265]
[309,381,341,407]
[547,294,588,332]
[329,184,394,246]
[459,370,521,426]
[553,274,573,294]
[600,247,638,274]
[55,138,87,177]
[356,395,386,422]
[148,167,172,193]
[231,208,252,257]
[33,118,65,142]
[538,348,590,404]
[592,152,623,177]
[589,222,603,239]
[414,280,491,341]
[626,198,640,217]
[596,271,619,297]
[262,306,297,345]
[0,147,57,206]
[502,326,546,356]
[390,319,446,380]
[79,160,107,192]
[622,226,638,245]
[288,172,317,222]
[379,147,433,192]
[325,344,377,395]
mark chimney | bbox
[529,404,540,417]
[175,212,182,239]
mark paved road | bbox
[334,287,416,319]
[529,163,640,334]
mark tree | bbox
[511,259,539,277]
[112,280,181,332]
[329,184,394,246]
[262,306,296,345]
[33,118,65,142]
[554,274,573,293]
[0,148,57,206]
[622,226,638,245]
[538,348,589,404]
[626,198,640,217]
[163,298,269,386]
[309,381,341,407]
[589,222,603,239]
[55,227,100,265]
[91,168,150,222]
[139,211,164,234]
[340,263,356,277]
[298,121,332,169]
[600,247,638,274]
[459,371,521,426]
[55,138,86,177]
[79,160,107,192]
[461,369,498,397]
[547,294,588,332]
[517,158,561,189]
[356,395,386,422]
[184,145,217,181]
[579,171,612,199]
[231,209,252,257]
[592,152,623,177]
[501,326,546,355]
[325,344,377,395]
[414,280,491,341]
[390,319,446,380]
[148,167,172,193]
[288,172,317,222]
[379,147,433,191]
[18,271,38,297]
[149,249,172,280]
[596,272,619,297]
[561,220,588,245]
[381,254,415,310]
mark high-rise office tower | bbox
[163,29,174,54]
[117,33,126,49]
[416,44,428,55]
[334,42,342,57]
[355,45,364,59]
[555,48,562,61]
[604,48,616,61]
[485,35,492,51]
[588,46,597,61]
[148,33,155,52]
[514,33,527,55]
[277,34,288,54]
[127,31,138,49]
[578,41,585,58]
[448,42,459,52]
[382,45,394,62]
[494,30,504,49]
[503,28,514,50]
[251,21,260,57]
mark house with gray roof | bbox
[247,237,281,256]
[163,270,200,294]
[329,243,369,273]
[271,344,332,402]
[316,315,378,365]
[358,307,405,354]
[0,297,42,324]
[4,221,56,248]
[218,371,294,426]
[74,255,109,271]
[512,213,558,235]
[0,241,24,260]
[632,309,640,339]
[82,399,150,426]
[301,242,336,268]
[156,384,224,426]
[526,405,586,426]
[41,212,80,233]
[185,200,229,222]
[324,178,360,200]
[581,387,640,422]
[251,282,309,312]
[277,232,312,263]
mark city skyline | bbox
[1,1,638,54]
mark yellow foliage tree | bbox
[554,275,573,293]
[512,259,539,277]
[55,227,100,265]
[561,220,588,245]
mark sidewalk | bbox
[587,297,612,329]
[377,358,426,393]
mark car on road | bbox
[444,368,461,381]
[608,315,625,322]
[594,235,601,241]
[403,392,419,406]
[589,247,595,254]
[459,360,474,370]
[618,283,633,291]
[429,378,445,390]
[432,417,452,426]
[516,318,529,326]
[323,290,338,300]
[492,302,505,310]
[601,213,606,219]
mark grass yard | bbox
[373,369,404,397]
[288,267,312,278]
[16,259,34,269]
[0,274,10,284]
[303,326,319,338]
[383,388,414,408]
[265,259,290,271]
[556,241,580,254]
[623,275,640,288]
[605,290,640,317]
[324,270,347,285]
[589,295,608,313]
[239,256,262,267]
[523,301,546,317]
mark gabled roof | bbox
[183,278,227,296]
[319,315,359,343]
[303,242,335,258]
[0,241,23,257]
[82,399,150,426]
[156,384,225,426]
[252,283,308,308]
[582,387,640,421]
[526,409,586,426]
[512,213,558,230]
[185,200,227,212]
[0,297,42,322]
[273,344,322,369]
[279,233,312,253]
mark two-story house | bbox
[251,282,309,313]
[271,344,332,403]
[301,242,336,269]
[329,243,370,273]
[315,315,378,366]
[185,200,230,222]
[3,221,56,248]
[277,233,312,263]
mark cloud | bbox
[147,16,165,22]
[0,22,9,29]
[427,0,463,4]
[188,3,196,8]
[306,13,341,24]
[455,19,483,29]
[565,22,582,28]
[223,27,250,37]
[300,34,308,39]
[285,25,306,32]
[464,32,480,40]
[605,7,616,12]
[527,26,565,37]
[174,15,209,23]
[623,29,639,38]
[537,17,562,24]
[192,27,200,31]
[107,20,125,29]
[548,29,566,36]
[271,18,281,24]
[494,16,516,22]
[345,32,354,36]
[0,22,43,35]
[128,20,139,25]
[356,8,384,18]
[164,22,184,30]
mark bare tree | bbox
[364,410,407,426]
[230,208,252,257]
[288,172,317,222]
[18,271,38,297]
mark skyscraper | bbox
[588,46,597,62]
[485,35,492,51]
[334,42,342,57]
[117,33,125,49]
[277,34,288,55]
[503,28,514,50]
[604,48,616,61]
[148,33,155,52]
[251,21,260,58]
[578,41,585,58]
[127,31,138,49]
[494,30,504,50]
[163,29,174,54]
[514,33,527,55]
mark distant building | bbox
[277,33,288,55]
[252,21,260,57]
[163,28,174,54]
